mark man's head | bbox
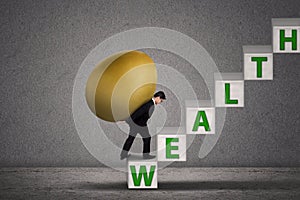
[153,91,166,105]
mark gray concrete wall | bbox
[0,0,299,167]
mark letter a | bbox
[192,111,211,132]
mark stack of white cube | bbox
[127,18,300,189]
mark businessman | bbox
[120,91,166,160]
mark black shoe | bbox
[120,151,130,160]
[143,153,156,159]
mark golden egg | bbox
[85,50,157,122]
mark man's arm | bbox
[130,102,150,121]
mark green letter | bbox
[251,57,268,78]
[192,111,211,131]
[280,29,297,50]
[225,83,238,104]
[166,138,179,159]
[130,165,156,186]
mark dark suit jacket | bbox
[126,99,155,127]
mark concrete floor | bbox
[0,168,299,199]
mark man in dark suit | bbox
[120,91,166,160]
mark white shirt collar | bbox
[152,97,156,105]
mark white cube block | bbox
[243,46,273,80]
[272,18,300,53]
[127,159,157,189]
[157,133,186,162]
[215,73,244,107]
[186,100,215,134]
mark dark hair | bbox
[154,91,166,100]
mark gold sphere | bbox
[85,51,157,122]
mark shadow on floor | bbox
[76,180,300,191]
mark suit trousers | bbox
[122,123,151,154]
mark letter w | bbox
[130,165,156,186]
